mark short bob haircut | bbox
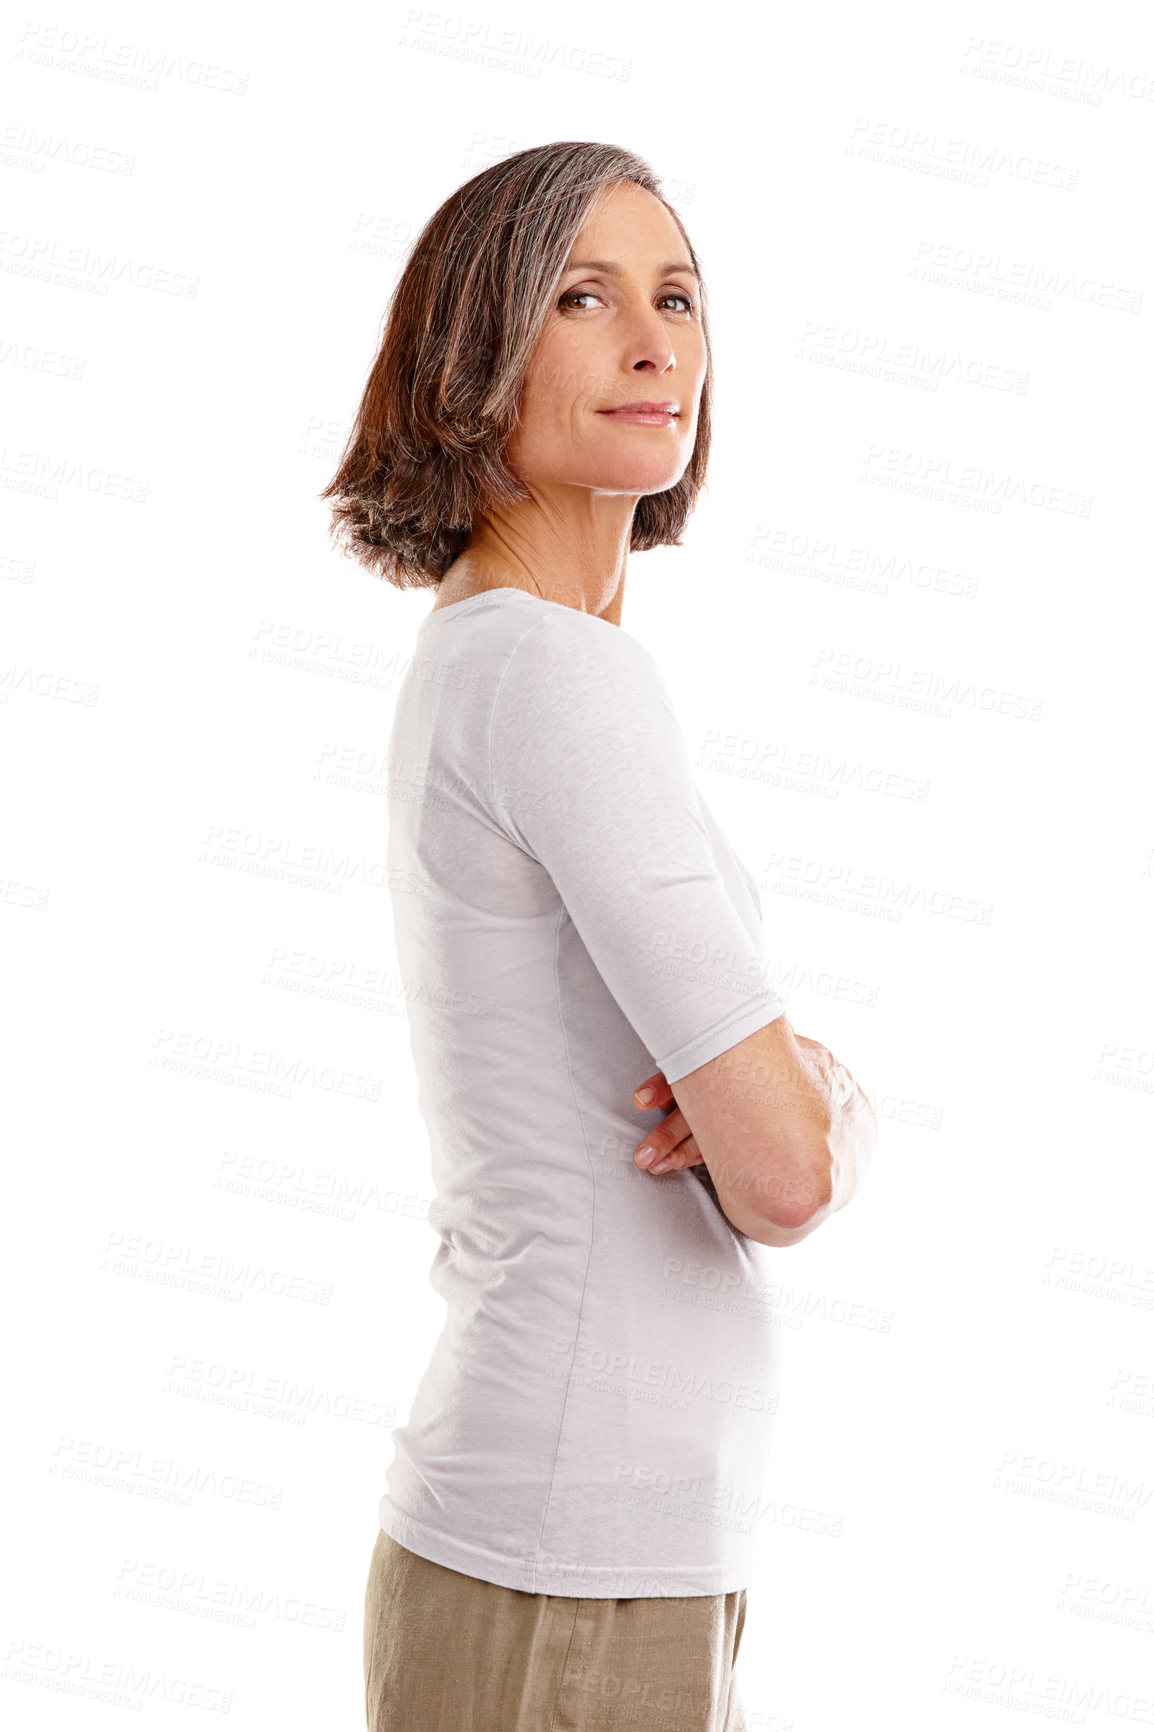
[320,141,712,591]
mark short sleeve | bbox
[487,613,786,1083]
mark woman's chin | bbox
[569,459,688,497]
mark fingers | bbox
[631,1071,702,1175]
[634,1105,687,1162]
[634,1109,703,1175]
[645,1133,704,1175]
[632,1070,672,1110]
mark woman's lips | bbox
[596,404,680,426]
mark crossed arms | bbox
[630,1012,878,1249]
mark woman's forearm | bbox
[670,1018,878,1247]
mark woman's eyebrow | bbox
[565,258,699,281]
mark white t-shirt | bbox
[380,587,790,1597]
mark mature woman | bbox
[323,141,876,1732]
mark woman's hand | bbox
[630,1071,705,1175]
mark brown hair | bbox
[319,141,712,591]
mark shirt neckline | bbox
[418,587,617,633]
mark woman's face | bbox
[507,181,707,501]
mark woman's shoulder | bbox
[483,605,681,771]
[420,591,670,733]
[499,598,661,689]
[427,588,650,673]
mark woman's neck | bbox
[434,546,625,624]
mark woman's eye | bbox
[558,289,694,314]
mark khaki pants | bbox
[363,1528,750,1731]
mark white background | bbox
[3,2,1152,1728]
